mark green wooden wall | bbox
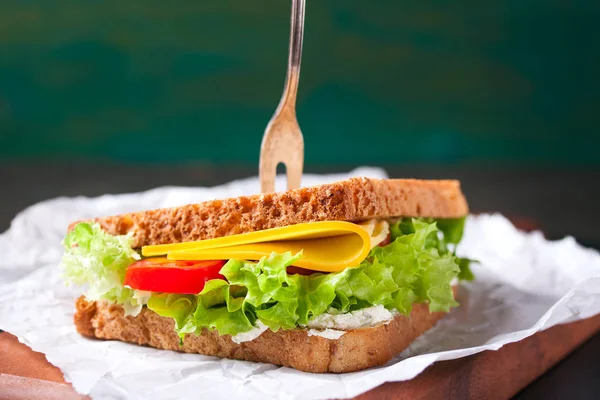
[0,1,598,165]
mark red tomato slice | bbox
[124,257,226,294]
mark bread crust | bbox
[78,178,468,248]
[74,296,449,373]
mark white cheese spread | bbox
[306,305,395,330]
[230,321,269,344]
[307,328,346,340]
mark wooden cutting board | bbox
[1,316,600,400]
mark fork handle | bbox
[279,0,305,111]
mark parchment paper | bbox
[1,167,599,400]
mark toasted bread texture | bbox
[74,296,449,373]
[81,178,468,248]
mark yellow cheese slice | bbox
[141,221,372,272]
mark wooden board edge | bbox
[0,374,88,400]
[353,314,600,399]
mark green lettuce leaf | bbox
[422,216,475,281]
[389,217,474,282]
[337,218,459,314]
[148,252,349,336]
[457,257,475,281]
[193,279,257,336]
[435,217,466,245]
[59,222,147,315]
[147,293,197,337]
[65,218,471,338]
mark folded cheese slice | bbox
[141,221,374,272]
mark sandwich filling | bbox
[60,218,473,341]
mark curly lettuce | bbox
[59,222,149,315]
[147,218,469,339]
[62,218,471,338]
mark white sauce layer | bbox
[230,321,269,344]
[307,328,346,340]
[306,305,395,330]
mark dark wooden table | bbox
[1,162,599,399]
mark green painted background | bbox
[0,1,598,165]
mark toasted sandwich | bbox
[60,177,472,373]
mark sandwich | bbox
[60,177,473,373]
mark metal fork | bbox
[259,0,305,193]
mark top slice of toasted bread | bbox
[81,177,468,248]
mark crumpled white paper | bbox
[1,167,600,400]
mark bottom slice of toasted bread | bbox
[74,296,448,373]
